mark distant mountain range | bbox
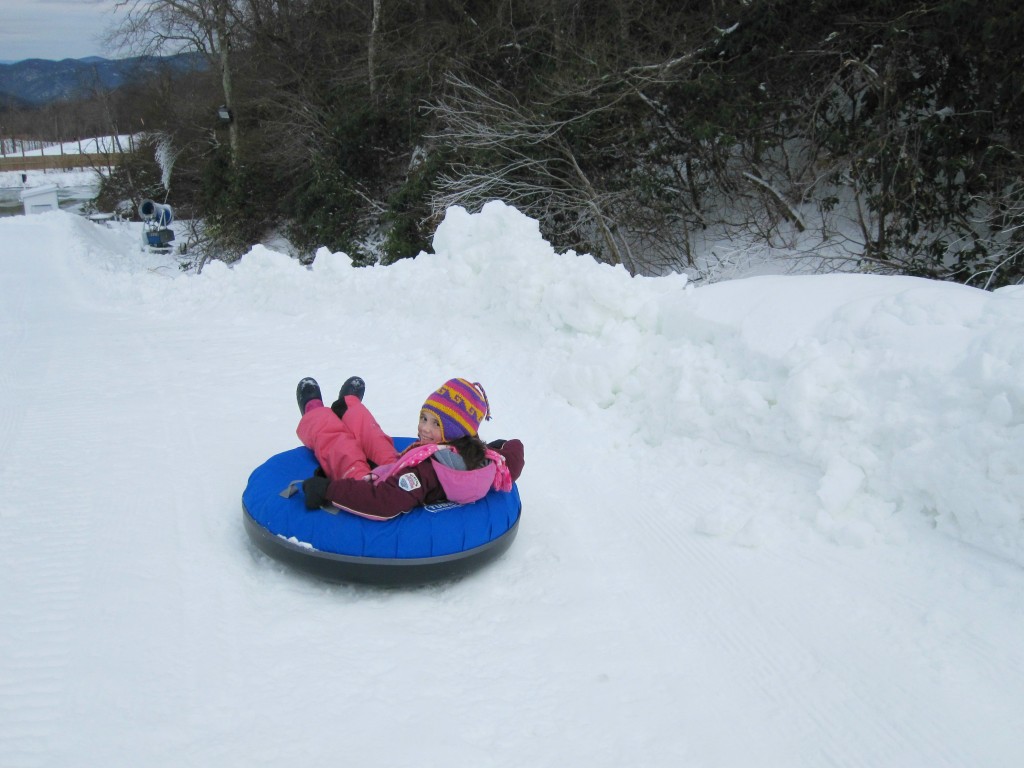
[0,54,205,108]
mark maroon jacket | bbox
[322,439,525,520]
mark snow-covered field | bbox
[1,201,1023,767]
[0,136,127,215]
[1,135,131,157]
[0,169,104,218]
[0,169,100,187]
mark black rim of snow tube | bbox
[242,505,520,586]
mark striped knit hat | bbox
[421,378,491,441]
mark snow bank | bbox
[681,274,1024,559]
[53,199,1022,565]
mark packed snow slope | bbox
[1,202,1023,767]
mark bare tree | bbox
[111,0,245,160]
[428,72,642,273]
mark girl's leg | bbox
[297,403,373,480]
[337,396,399,468]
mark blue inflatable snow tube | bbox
[242,438,521,585]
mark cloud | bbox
[0,1,122,61]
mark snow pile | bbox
[685,275,1024,556]
[32,200,1024,562]
[181,201,1024,564]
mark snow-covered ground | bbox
[1,135,131,157]
[1,201,1023,767]
[0,135,127,216]
[0,168,101,188]
[0,168,105,218]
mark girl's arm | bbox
[321,463,441,520]
[492,439,525,482]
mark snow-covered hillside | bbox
[1,202,1022,766]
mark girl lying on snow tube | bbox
[244,376,524,584]
[294,375,525,519]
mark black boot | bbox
[296,377,322,415]
[331,376,365,420]
[339,375,365,401]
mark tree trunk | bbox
[368,0,383,101]
[218,4,239,161]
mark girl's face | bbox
[418,410,444,444]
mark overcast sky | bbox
[1,0,124,62]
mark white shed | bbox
[21,184,59,215]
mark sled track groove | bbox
[0,284,35,494]
[0,501,90,768]
[0,249,113,766]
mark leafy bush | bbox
[101,0,1024,286]
[200,144,281,259]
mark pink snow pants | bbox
[296,396,399,481]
